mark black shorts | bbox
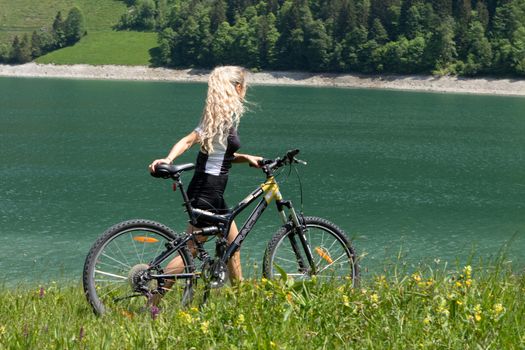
[187,172,229,227]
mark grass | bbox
[0,0,157,65]
[35,31,158,66]
[0,0,126,44]
[1,261,524,349]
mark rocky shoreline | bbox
[1,63,524,96]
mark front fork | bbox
[277,200,317,275]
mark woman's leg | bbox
[164,224,203,275]
[227,221,243,282]
[151,225,202,305]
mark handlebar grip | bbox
[285,149,300,161]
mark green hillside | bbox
[0,0,126,41]
[0,0,157,65]
[35,31,157,66]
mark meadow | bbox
[0,0,126,39]
[35,31,158,66]
[1,259,523,349]
[0,0,158,65]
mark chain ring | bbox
[201,259,228,289]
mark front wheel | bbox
[83,219,194,315]
[263,217,359,286]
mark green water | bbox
[1,77,524,284]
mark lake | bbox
[1,77,524,284]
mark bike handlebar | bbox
[259,149,306,174]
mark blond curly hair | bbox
[198,66,247,154]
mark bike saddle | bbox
[151,163,195,179]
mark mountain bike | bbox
[83,149,359,315]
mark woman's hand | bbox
[148,158,171,173]
[247,155,263,168]
[233,152,263,167]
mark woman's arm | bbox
[233,152,263,168]
[149,131,200,172]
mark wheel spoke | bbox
[266,219,357,284]
[84,222,195,315]
[317,252,349,274]
[101,252,131,269]
[95,269,127,280]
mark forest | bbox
[1,0,524,77]
[120,0,525,76]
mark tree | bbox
[425,16,457,73]
[370,18,388,44]
[10,35,32,63]
[476,1,490,31]
[512,25,525,74]
[64,7,86,45]
[52,11,66,48]
[230,15,260,67]
[432,0,453,18]
[369,0,400,38]
[461,20,493,74]
[275,0,316,69]
[341,25,368,70]
[0,43,10,63]
[305,19,332,71]
[157,27,176,66]
[31,31,43,58]
[211,0,227,32]
[256,12,280,68]
[354,0,370,29]
[211,21,234,64]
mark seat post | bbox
[176,177,197,225]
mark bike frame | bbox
[148,169,316,279]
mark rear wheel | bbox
[263,217,359,286]
[83,219,194,315]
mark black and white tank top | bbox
[194,126,241,176]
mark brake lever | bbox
[294,157,308,166]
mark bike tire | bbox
[263,216,359,286]
[83,219,194,315]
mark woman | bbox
[149,66,261,285]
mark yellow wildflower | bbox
[376,275,387,286]
[455,281,462,288]
[190,307,199,313]
[493,303,504,315]
[464,265,472,277]
[456,300,463,306]
[412,273,422,282]
[270,341,277,349]
[0,325,5,336]
[237,314,245,325]
[423,316,431,325]
[178,311,193,323]
[370,293,379,303]
[465,279,472,287]
[474,304,482,322]
[343,294,350,307]
[200,320,210,334]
